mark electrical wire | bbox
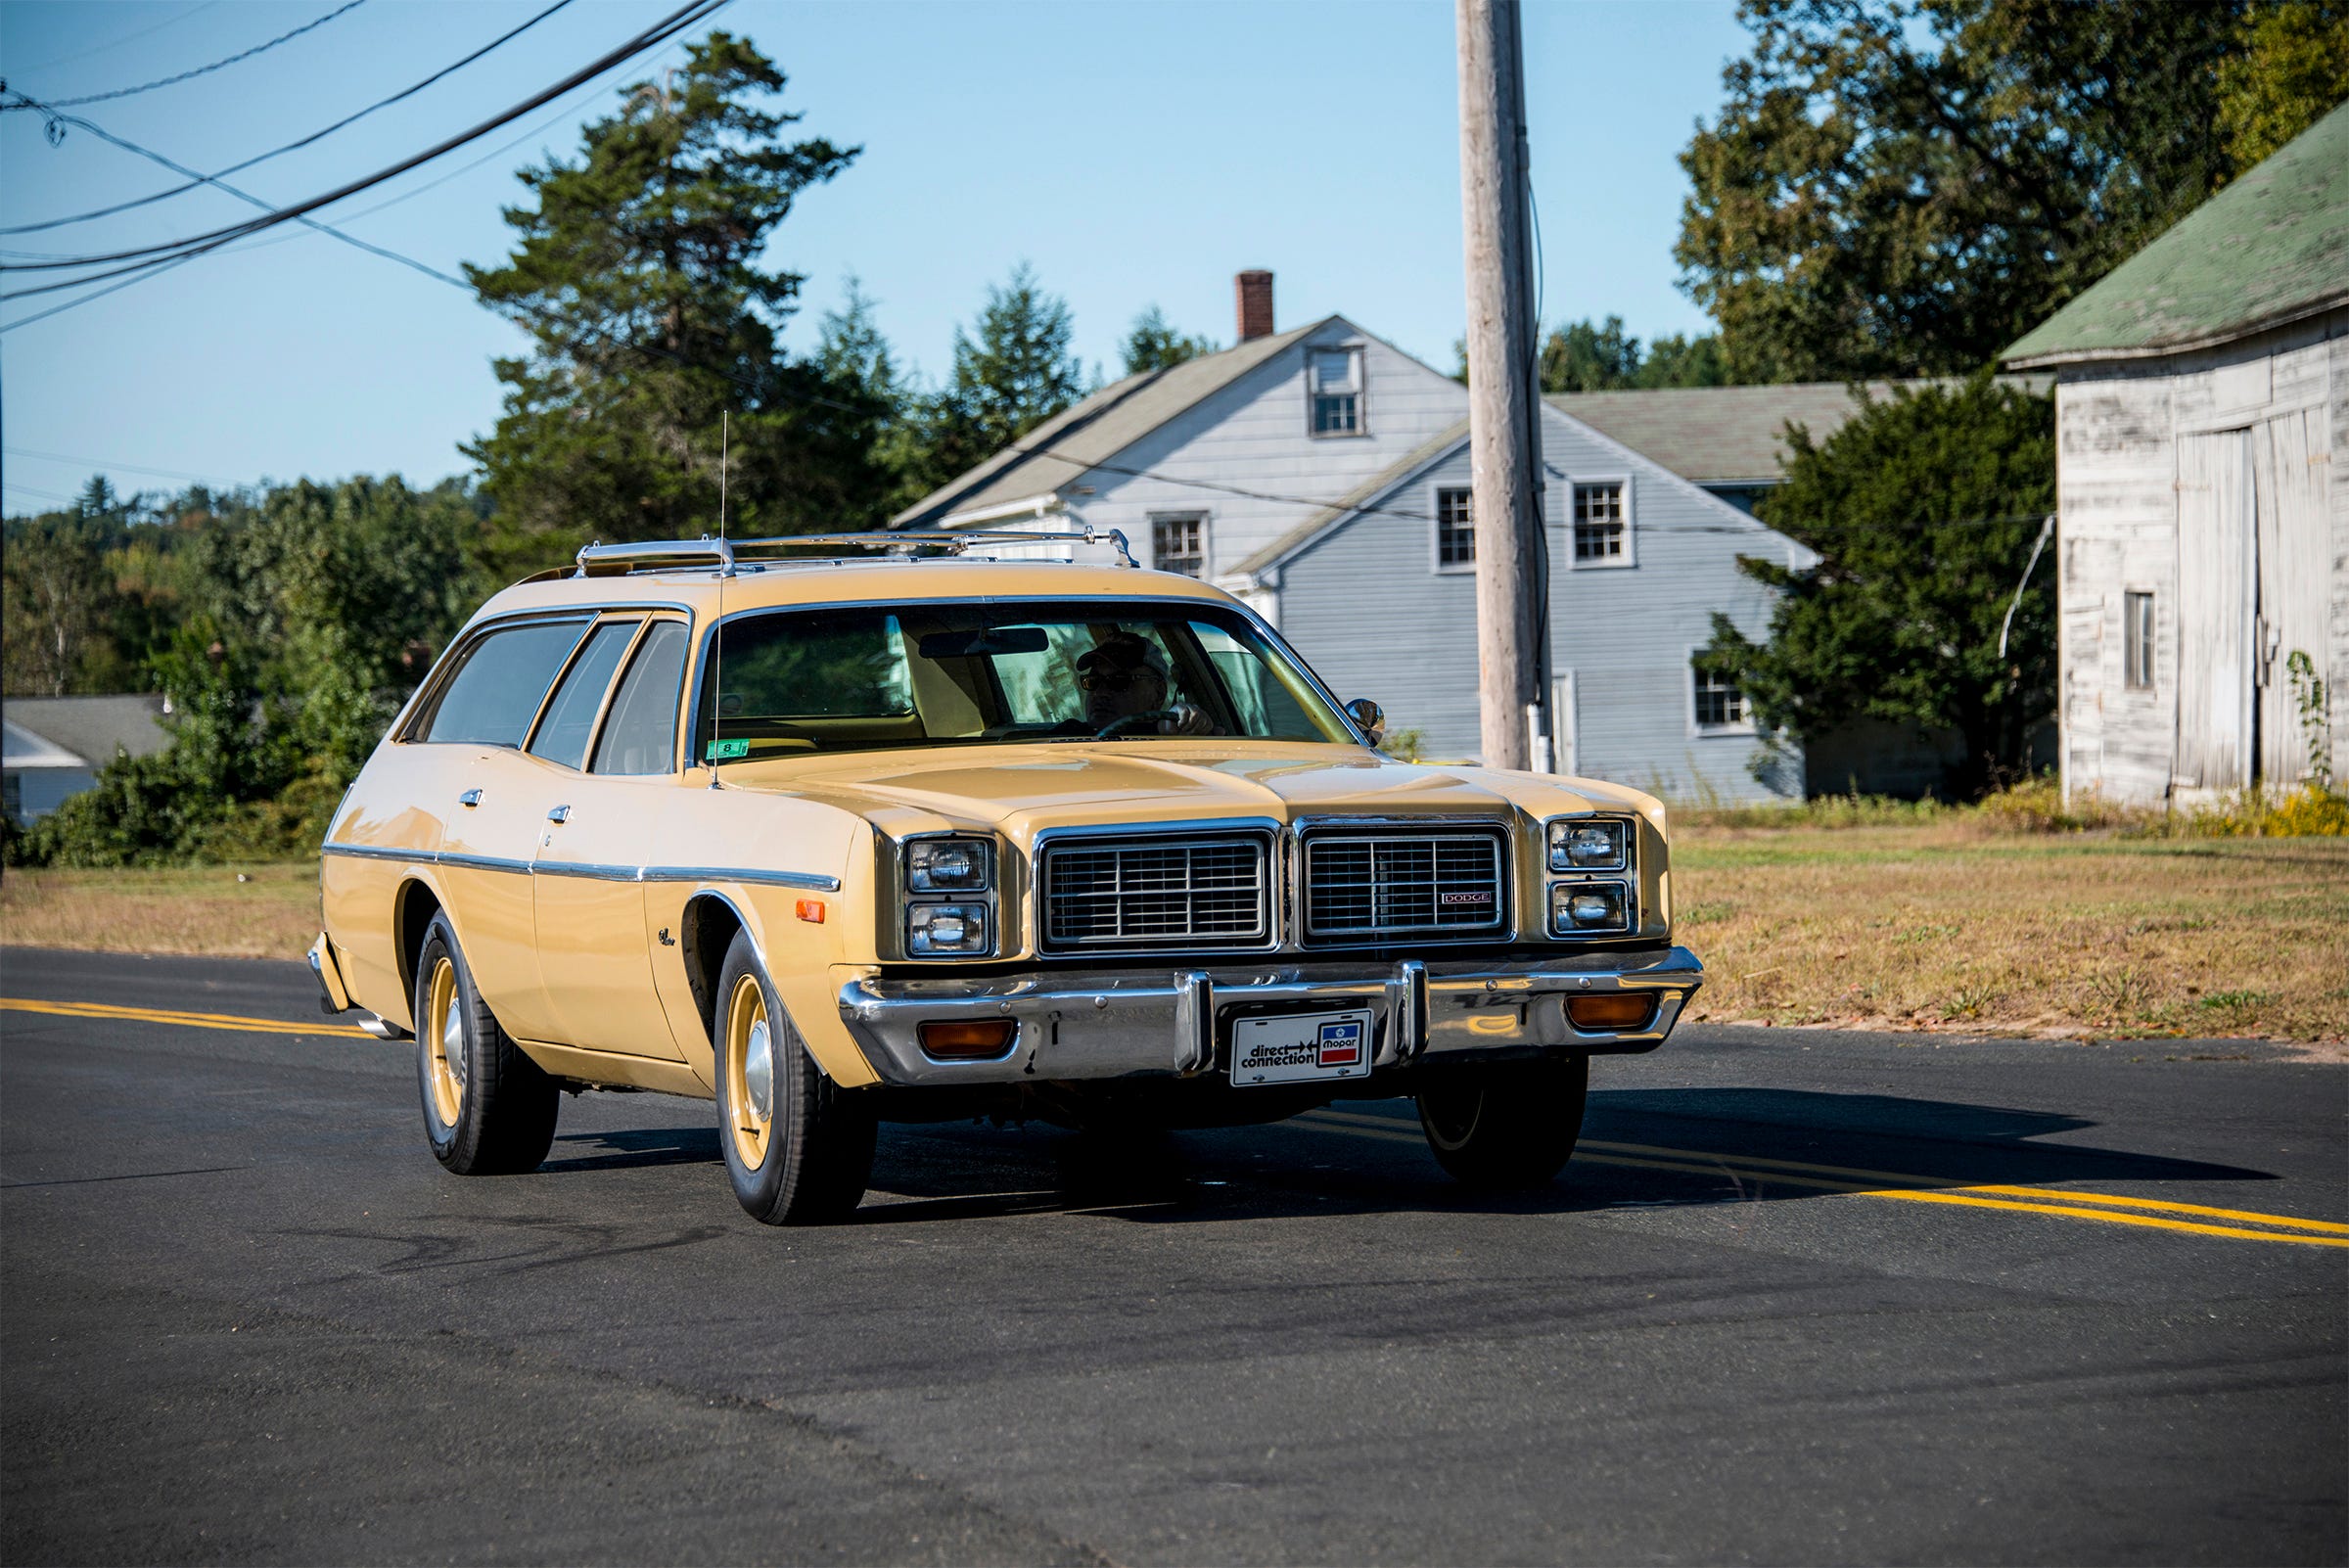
[0,0,728,284]
[13,3,221,75]
[4,446,233,485]
[0,0,579,237]
[4,1,368,111]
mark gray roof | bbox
[1542,383,1917,485]
[2004,101,2349,367]
[891,318,1330,529]
[0,694,170,767]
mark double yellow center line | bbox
[0,996,370,1039]
[1301,1108,2349,1249]
[9,996,2341,1249]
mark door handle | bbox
[457,789,482,807]
[546,805,572,823]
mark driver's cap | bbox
[1075,631,1170,681]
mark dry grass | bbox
[1674,823,2349,1042]
[5,828,2346,1043]
[0,862,320,961]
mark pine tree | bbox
[1121,305,1216,376]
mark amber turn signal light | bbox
[795,899,825,923]
[1566,992,1653,1032]
[917,1019,1016,1059]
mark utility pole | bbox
[1456,0,1546,770]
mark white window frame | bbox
[1429,484,1476,575]
[1149,511,1212,578]
[1686,646,1757,737]
[1307,345,1367,438]
[1565,474,1637,571]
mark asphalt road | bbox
[2,945,2343,1567]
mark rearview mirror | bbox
[1344,698,1385,746]
[917,626,1049,659]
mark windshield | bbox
[692,600,1357,761]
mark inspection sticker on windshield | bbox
[1230,1009,1373,1086]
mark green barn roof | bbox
[2002,101,2348,368]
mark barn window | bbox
[1693,665,1747,730]
[1573,482,1629,564]
[2124,592,2154,690]
[1309,348,1362,436]
[1152,514,1208,577]
[1434,487,1475,570]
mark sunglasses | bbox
[1079,667,1166,692]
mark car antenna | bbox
[709,410,729,791]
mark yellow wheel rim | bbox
[724,973,774,1171]
[425,953,464,1128]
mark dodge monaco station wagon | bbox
[309,530,1705,1223]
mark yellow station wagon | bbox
[309,530,1705,1223]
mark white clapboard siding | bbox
[2052,311,2346,806]
[1268,405,1804,803]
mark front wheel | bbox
[413,913,558,1175]
[714,930,875,1224]
[1416,1055,1589,1189]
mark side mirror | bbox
[1344,698,1385,746]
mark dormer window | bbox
[1309,347,1362,436]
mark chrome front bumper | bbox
[837,946,1703,1088]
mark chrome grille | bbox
[1303,829,1507,941]
[1041,834,1270,950]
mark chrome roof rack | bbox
[572,527,1137,577]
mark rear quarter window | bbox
[414,620,590,746]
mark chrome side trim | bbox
[437,851,536,875]
[645,865,842,892]
[318,843,840,893]
[320,842,430,865]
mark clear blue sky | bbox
[0,0,1750,516]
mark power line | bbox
[0,0,579,237]
[5,447,234,485]
[13,3,221,75]
[0,0,729,287]
[4,1,368,111]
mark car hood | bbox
[720,742,1662,842]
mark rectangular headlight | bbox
[1550,881,1632,936]
[1548,818,1628,872]
[907,901,990,956]
[908,838,992,893]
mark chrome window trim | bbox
[685,594,1379,759]
[1031,817,1284,959]
[390,600,697,748]
[319,842,840,893]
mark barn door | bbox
[2174,430,2255,791]
[2253,409,2329,784]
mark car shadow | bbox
[541,1126,721,1173]
[839,1086,2280,1227]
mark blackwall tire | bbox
[713,929,874,1225]
[1416,1055,1589,1189]
[413,913,559,1176]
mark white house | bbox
[2002,103,2348,807]
[894,274,1816,802]
[1,695,170,824]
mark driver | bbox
[1075,632,1214,734]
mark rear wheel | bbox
[714,930,874,1224]
[413,913,558,1175]
[1416,1055,1589,1189]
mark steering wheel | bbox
[1093,709,1182,740]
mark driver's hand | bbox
[1158,703,1214,735]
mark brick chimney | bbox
[1235,270,1274,342]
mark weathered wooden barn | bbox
[2003,103,2348,807]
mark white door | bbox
[2174,430,2255,791]
[2253,409,2329,783]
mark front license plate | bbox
[1229,1009,1373,1086]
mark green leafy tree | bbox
[463,33,885,570]
[1699,375,2056,797]
[1637,333,1729,389]
[1121,305,1216,375]
[2217,1,2349,168]
[1539,316,1643,392]
[3,511,119,695]
[911,262,1083,490]
[1679,0,2245,381]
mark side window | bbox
[1309,347,1362,435]
[527,620,640,770]
[416,620,590,746]
[593,621,689,775]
